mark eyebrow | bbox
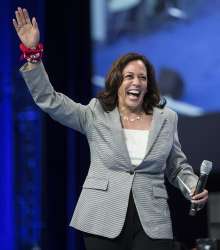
[123,72,147,76]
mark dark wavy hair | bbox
[97,52,165,114]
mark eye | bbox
[124,74,133,80]
[139,75,147,81]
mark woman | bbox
[13,7,208,250]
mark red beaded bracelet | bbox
[19,43,44,63]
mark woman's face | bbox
[118,60,148,112]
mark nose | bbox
[132,76,141,86]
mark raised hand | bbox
[13,7,40,48]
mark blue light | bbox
[0,1,15,249]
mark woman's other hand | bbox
[191,189,208,210]
[13,7,40,48]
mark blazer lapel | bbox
[145,107,166,157]
[107,107,132,167]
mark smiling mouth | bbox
[127,90,141,98]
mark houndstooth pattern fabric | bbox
[20,62,198,239]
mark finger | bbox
[12,18,19,32]
[192,196,208,204]
[192,193,206,200]
[23,8,31,24]
[17,7,26,25]
[192,189,208,200]
[191,195,208,204]
[15,10,23,27]
[32,17,38,29]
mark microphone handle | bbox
[189,174,208,216]
[194,174,208,194]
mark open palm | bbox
[13,7,40,48]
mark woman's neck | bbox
[118,106,144,116]
[118,105,152,130]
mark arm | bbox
[14,7,93,134]
[20,62,94,134]
[165,112,198,199]
[165,112,208,207]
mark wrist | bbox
[19,43,44,63]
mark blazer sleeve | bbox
[165,112,198,199]
[19,62,95,135]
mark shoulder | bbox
[88,98,105,116]
[88,98,102,110]
[88,98,97,108]
[157,106,178,123]
[163,106,177,117]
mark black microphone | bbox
[189,160,212,216]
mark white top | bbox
[123,129,149,166]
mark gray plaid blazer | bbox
[20,62,198,239]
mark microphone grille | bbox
[200,160,213,175]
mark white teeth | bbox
[127,90,140,95]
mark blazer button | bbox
[129,170,134,175]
